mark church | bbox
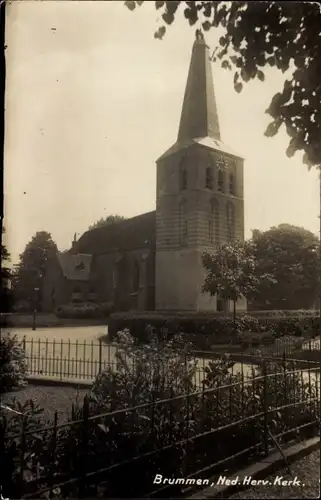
[42,32,246,314]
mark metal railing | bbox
[1,359,320,499]
[21,336,320,384]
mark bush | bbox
[55,302,114,319]
[1,331,319,499]
[12,300,31,313]
[0,333,28,393]
[108,311,319,346]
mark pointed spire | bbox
[177,31,221,142]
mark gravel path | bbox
[229,449,320,498]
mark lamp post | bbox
[32,287,39,331]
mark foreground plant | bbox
[0,333,28,393]
[1,331,319,499]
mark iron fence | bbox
[21,336,320,385]
[1,359,320,499]
[21,337,256,386]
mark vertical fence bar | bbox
[90,341,94,379]
[45,338,49,376]
[60,340,63,380]
[183,390,190,477]
[79,396,89,497]
[52,339,56,376]
[229,374,232,420]
[18,415,27,497]
[49,411,58,498]
[241,367,244,413]
[315,370,319,412]
[83,340,86,379]
[300,367,304,405]
[37,338,41,374]
[75,340,79,378]
[262,361,269,457]
[30,338,34,375]
[99,340,102,375]
[67,339,71,378]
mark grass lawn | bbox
[2,384,90,423]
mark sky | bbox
[4,0,320,264]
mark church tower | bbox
[155,31,246,312]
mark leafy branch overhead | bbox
[125,1,321,168]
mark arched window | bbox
[179,200,188,246]
[229,173,235,195]
[206,166,214,189]
[133,260,140,292]
[226,202,235,241]
[218,170,225,192]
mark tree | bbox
[1,227,12,312]
[13,231,58,311]
[202,240,273,329]
[125,1,321,168]
[1,226,10,281]
[88,214,126,230]
[251,224,319,310]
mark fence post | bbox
[22,335,26,353]
[78,396,89,497]
[18,415,27,497]
[262,361,269,457]
[49,411,58,497]
[98,339,102,374]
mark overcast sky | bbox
[4,0,319,264]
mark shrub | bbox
[12,300,31,313]
[0,333,28,393]
[1,332,319,499]
[55,302,114,319]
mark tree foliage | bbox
[125,1,321,168]
[251,224,319,310]
[202,240,271,306]
[13,231,58,309]
[88,214,126,230]
[1,227,12,312]
[1,226,10,280]
[0,333,28,393]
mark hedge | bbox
[55,302,114,319]
[108,311,320,346]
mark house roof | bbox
[57,253,92,281]
[73,211,156,255]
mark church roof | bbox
[178,31,220,142]
[157,136,242,162]
[158,31,242,162]
[73,211,156,255]
[57,253,92,281]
